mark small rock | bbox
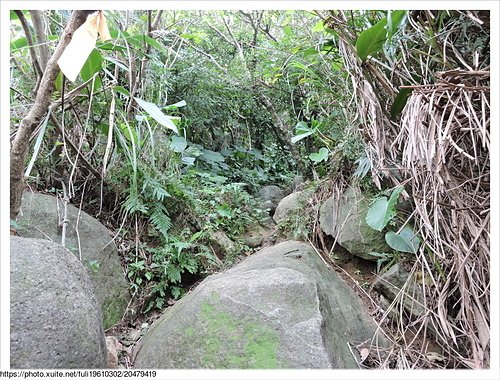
[258,185,284,205]
[290,175,304,192]
[243,235,264,248]
[128,328,142,342]
[105,336,120,368]
[372,264,426,317]
[210,231,236,258]
[260,200,276,215]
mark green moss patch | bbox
[185,299,284,368]
[102,297,126,329]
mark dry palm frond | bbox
[395,70,490,368]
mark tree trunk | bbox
[10,10,90,220]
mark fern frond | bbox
[123,191,149,214]
[150,204,172,237]
[153,186,171,202]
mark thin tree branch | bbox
[29,10,50,71]
[14,10,43,89]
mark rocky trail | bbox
[11,184,441,369]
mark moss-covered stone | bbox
[102,297,127,329]
[193,301,283,369]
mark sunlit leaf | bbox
[309,147,329,163]
[164,100,187,109]
[10,37,27,51]
[312,20,325,33]
[134,97,179,134]
[182,156,196,166]
[366,186,403,231]
[170,135,187,152]
[55,71,63,92]
[291,122,316,144]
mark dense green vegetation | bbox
[9,9,490,369]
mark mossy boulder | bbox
[17,192,130,328]
[133,241,384,369]
[10,236,107,368]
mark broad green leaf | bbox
[10,35,57,52]
[390,87,412,120]
[126,35,145,50]
[134,97,179,134]
[291,121,316,144]
[283,25,293,36]
[143,35,164,51]
[355,10,406,62]
[80,49,103,80]
[216,205,232,218]
[113,85,130,97]
[386,186,404,217]
[385,226,421,253]
[366,197,389,231]
[366,186,403,231]
[118,122,138,145]
[301,47,319,57]
[79,49,102,90]
[170,135,187,152]
[10,37,27,51]
[200,149,225,164]
[309,147,329,163]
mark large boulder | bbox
[272,190,312,225]
[17,192,130,328]
[133,241,383,369]
[319,187,390,261]
[10,236,107,369]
